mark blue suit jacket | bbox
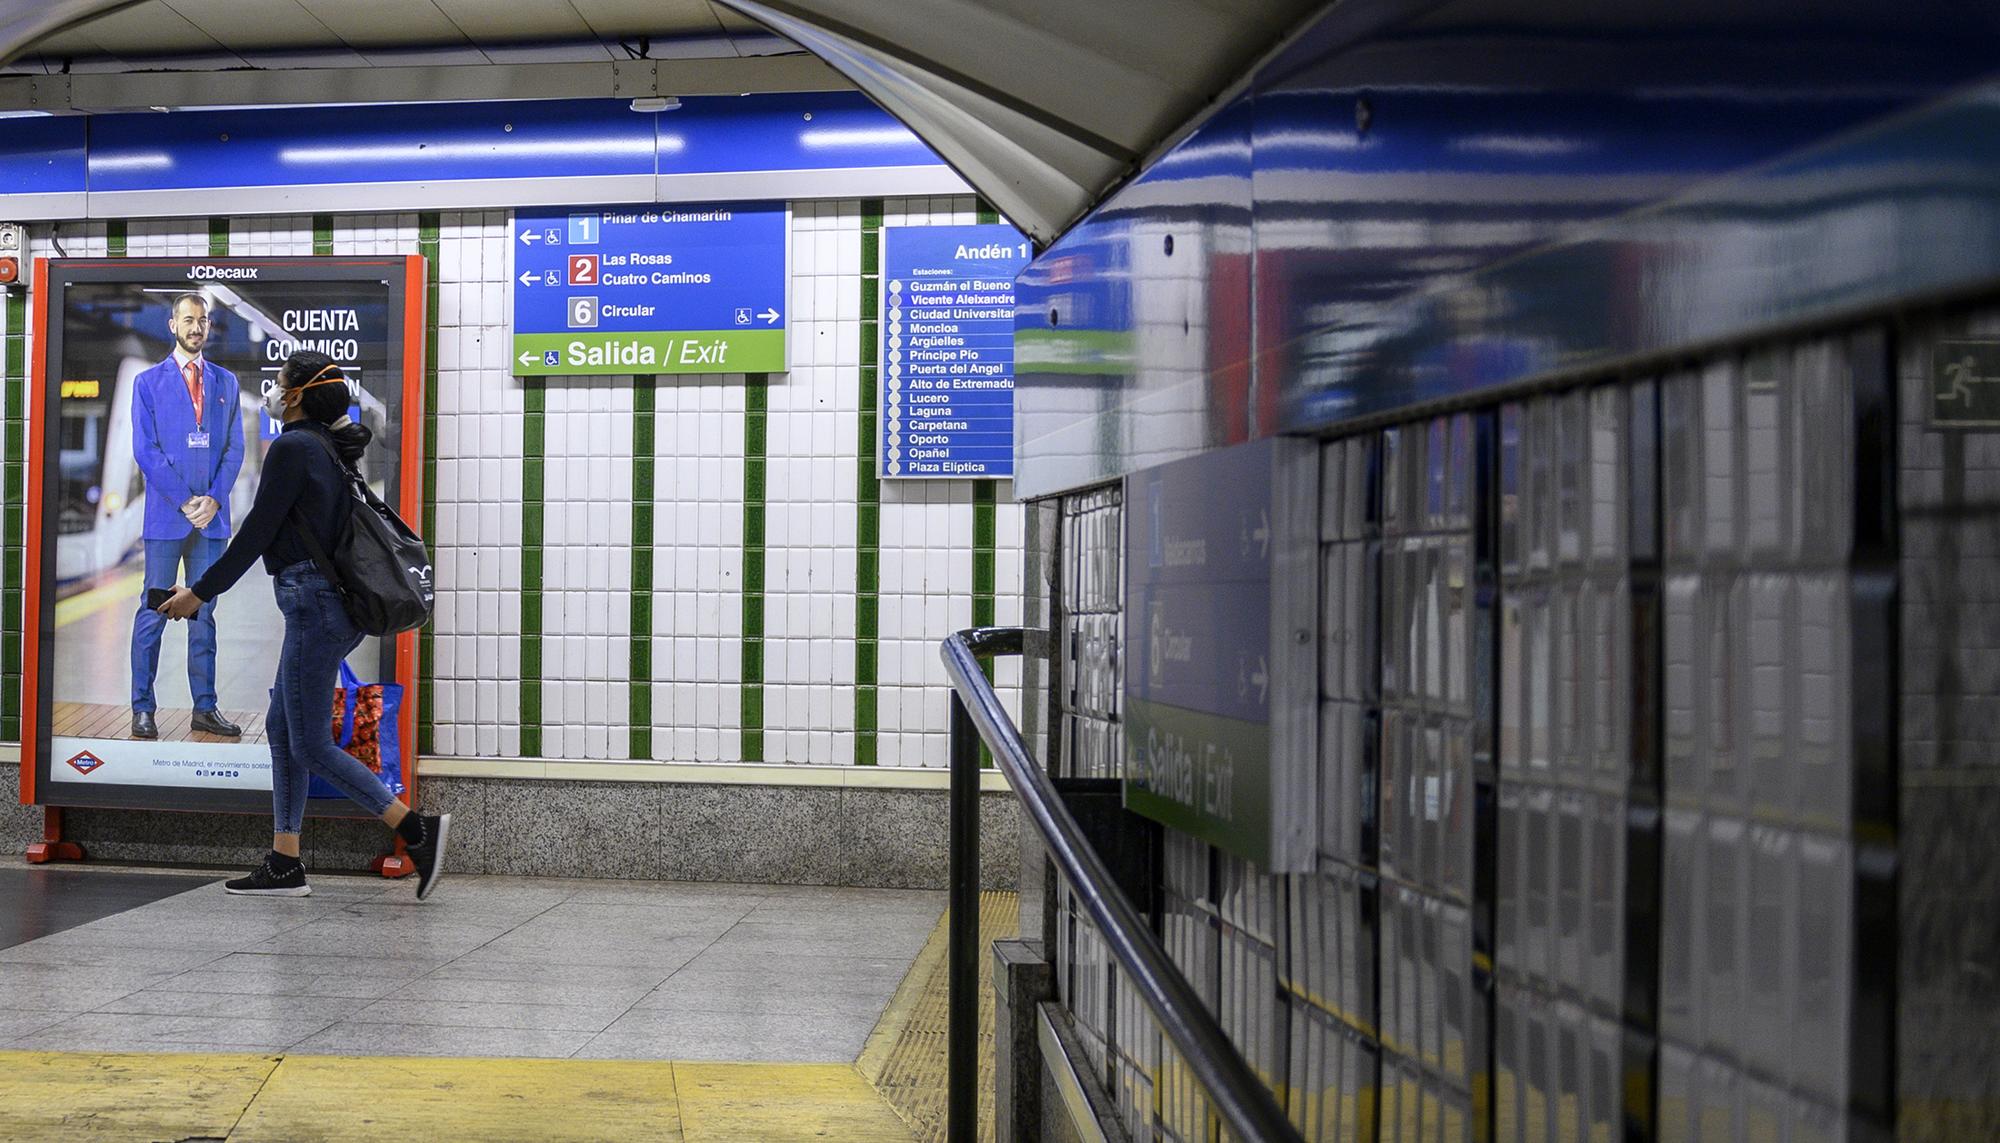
[131,356,245,541]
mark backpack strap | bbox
[284,428,356,596]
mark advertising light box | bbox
[22,257,427,817]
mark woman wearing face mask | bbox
[159,349,448,899]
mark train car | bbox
[54,352,146,585]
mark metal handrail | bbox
[940,626,1303,1143]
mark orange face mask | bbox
[265,364,347,417]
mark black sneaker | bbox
[224,854,311,897]
[407,812,451,901]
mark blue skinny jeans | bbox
[268,562,394,833]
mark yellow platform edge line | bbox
[53,569,144,630]
[861,892,1020,1143]
[0,1050,919,1143]
[858,898,953,1087]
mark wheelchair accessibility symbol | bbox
[734,307,752,326]
[543,350,561,366]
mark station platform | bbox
[0,863,1007,1141]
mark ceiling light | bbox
[629,96,681,113]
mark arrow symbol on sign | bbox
[1252,658,1268,704]
[759,308,780,324]
[518,270,535,286]
[517,350,537,367]
[1243,510,1269,558]
[518,230,542,245]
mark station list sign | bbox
[1123,438,1320,872]
[879,225,1029,479]
[511,202,786,376]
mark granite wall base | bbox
[0,767,1022,890]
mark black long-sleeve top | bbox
[191,420,352,601]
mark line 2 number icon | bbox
[568,255,599,285]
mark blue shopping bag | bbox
[303,661,407,800]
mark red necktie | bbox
[183,360,203,430]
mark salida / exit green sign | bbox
[511,331,785,375]
[510,202,787,376]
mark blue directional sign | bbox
[1124,437,1321,872]
[511,202,786,376]
[879,225,1029,479]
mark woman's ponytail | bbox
[328,418,373,465]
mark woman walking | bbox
[160,349,448,899]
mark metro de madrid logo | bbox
[65,750,105,775]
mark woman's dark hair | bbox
[278,350,372,464]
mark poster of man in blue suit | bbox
[128,292,245,741]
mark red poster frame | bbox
[18,256,429,876]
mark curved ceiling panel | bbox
[0,0,136,70]
[709,0,1321,245]
[0,0,1322,244]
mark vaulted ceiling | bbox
[10,0,781,67]
[0,0,1329,244]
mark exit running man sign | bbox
[511,202,787,376]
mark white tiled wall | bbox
[650,374,744,764]
[329,214,420,256]
[231,216,316,256]
[778,200,864,765]
[6,199,1025,770]
[543,378,634,761]
[431,210,524,761]
[124,218,213,257]
[789,197,1024,769]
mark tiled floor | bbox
[0,866,944,1063]
[0,866,215,947]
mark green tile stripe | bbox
[741,373,767,763]
[973,198,1001,765]
[973,481,997,769]
[630,378,656,760]
[971,475,998,627]
[314,215,334,257]
[106,220,127,258]
[855,200,883,764]
[207,217,229,258]
[520,381,546,757]
[972,206,1000,612]
[2,287,23,739]
[416,213,440,755]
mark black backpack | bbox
[287,429,435,636]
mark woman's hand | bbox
[160,585,206,620]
